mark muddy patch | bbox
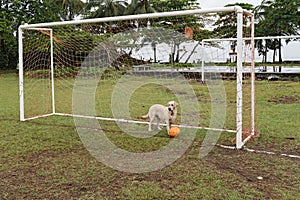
[268,95,298,104]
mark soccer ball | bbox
[169,126,180,137]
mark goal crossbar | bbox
[19,6,253,29]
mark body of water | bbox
[176,66,300,73]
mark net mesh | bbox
[21,11,255,145]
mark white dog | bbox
[142,101,178,134]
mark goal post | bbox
[200,35,256,149]
[19,27,55,121]
[19,6,255,149]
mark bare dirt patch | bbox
[206,147,300,198]
[268,95,298,104]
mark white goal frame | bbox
[19,6,255,149]
[201,36,256,149]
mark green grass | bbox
[0,71,300,199]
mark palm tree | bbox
[51,0,85,20]
[124,0,155,15]
[213,3,255,38]
[85,0,127,18]
[255,0,300,63]
[255,0,273,62]
[212,3,254,64]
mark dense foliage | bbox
[255,0,300,62]
[0,0,299,69]
[0,0,61,69]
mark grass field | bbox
[0,71,299,199]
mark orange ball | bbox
[169,126,180,137]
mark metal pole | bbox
[201,40,205,83]
[236,9,243,149]
[50,29,56,114]
[203,35,300,43]
[20,6,246,29]
[18,27,25,121]
[250,15,255,137]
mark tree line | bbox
[0,0,299,69]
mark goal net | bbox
[19,7,255,149]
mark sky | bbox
[197,0,263,8]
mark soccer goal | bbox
[19,6,255,149]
